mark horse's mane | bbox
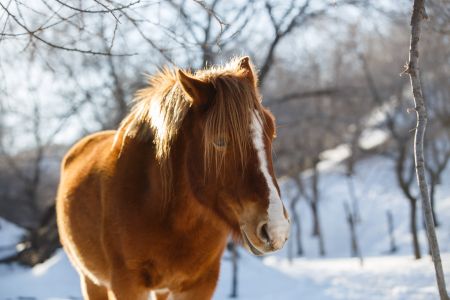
[116,67,190,160]
[115,58,263,198]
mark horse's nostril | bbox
[258,223,271,243]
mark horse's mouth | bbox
[241,229,264,256]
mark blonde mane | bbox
[116,58,263,183]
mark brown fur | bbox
[56,57,285,300]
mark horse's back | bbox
[57,130,117,284]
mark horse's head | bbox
[178,57,290,255]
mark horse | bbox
[56,56,290,300]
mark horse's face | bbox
[233,108,290,255]
[179,57,290,255]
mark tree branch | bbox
[0,1,136,56]
[266,87,340,106]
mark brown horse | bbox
[56,56,290,300]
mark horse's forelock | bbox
[203,74,262,176]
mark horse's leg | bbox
[170,267,220,300]
[170,280,217,300]
[148,290,170,300]
[80,275,108,300]
[153,290,170,300]
[108,271,149,300]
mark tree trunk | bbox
[290,201,303,257]
[429,176,439,227]
[228,242,238,298]
[0,205,60,266]
[291,180,305,258]
[386,210,397,253]
[310,164,321,237]
[311,201,325,256]
[294,215,303,257]
[344,202,359,258]
[310,201,320,237]
[347,175,361,223]
[310,164,325,256]
[406,0,448,298]
[287,231,294,262]
[317,227,325,257]
[410,200,421,259]
[395,141,422,259]
[310,200,325,256]
[423,175,439,230]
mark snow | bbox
[299,155,450,258]
[1,149,450,299]
[265,254,450,300]
[0,250,81,299]
[359,129,388,150]
[1,246,449,299]
[0,219,25,259]
[317,144,351,172]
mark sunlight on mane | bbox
[115,57,264,178]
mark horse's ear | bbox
[177,70,213,106]
[237,56,257,87]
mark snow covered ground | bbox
[265,254,450,300]
[0,240,449,300]
[1,150,449,299]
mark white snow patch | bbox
[317,144,351,172]
[359,129,389,150]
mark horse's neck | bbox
[166,148,229,235]
[117,134,229,237]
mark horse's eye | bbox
[213,138,228,149]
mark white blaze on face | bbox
[250,110,290,250]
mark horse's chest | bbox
[130,242,224,291]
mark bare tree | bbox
[0,0,140,56]
[259,0,364,85]
[396,136,422,259]
[290,187,304,257]
[427,0,450,34]
[424,132,450,227]
[423,109,450,227]
[296,158,325,256]
[289,176,304,257]
[386,210,398,253]
[343,201,363,265]
[0,83,87,264]
[275,147,306,260]
[360,52,422,259]
[345,123,364,223]
[227,241,239,298]
[403,0,448,298]
[166,0,255,68]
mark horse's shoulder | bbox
[62,130,116,171]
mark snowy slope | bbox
[278,154,450,259]
[0,219,24,259]
[265,254,450,300]
[0,250,81,299]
